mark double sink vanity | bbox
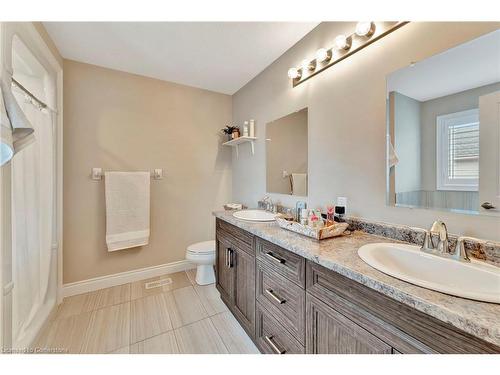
[213,210,500,354]
[214,30,500,354]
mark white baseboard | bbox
[62,260,195,298]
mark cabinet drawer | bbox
[256,237,305,287]
[256,303,305,354]
[256,260,305,344]
[216,219,254,255]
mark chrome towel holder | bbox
[91,168,163,180]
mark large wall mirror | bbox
[387,29,500,216]
[266,108,308,196]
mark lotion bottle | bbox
[243,121,249,137]
[300,209,309,226]
[249,119,255,137]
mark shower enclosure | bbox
[0,23,62,351]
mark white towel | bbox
[387,135,399,168]
[105,171,150,252]
[291,173,307,196]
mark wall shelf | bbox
[223,136,257,158]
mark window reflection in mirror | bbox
[386,29,500,216]
[266,108,308,196]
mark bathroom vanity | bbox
[213,211,500,354]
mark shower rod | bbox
[11,77,48,110]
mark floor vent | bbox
[144,278,172,290]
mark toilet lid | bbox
[187,240,216,254]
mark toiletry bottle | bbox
[308,210,318,228]
[243,121,249,137]
[249,119,255,137]
[314,209,324,228]
[295,201,307,222]
[300,209,309,226]
[326,205,334,226]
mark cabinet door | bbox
[306,295,392,354]
[215,236,233,303]
[231,247,256,338]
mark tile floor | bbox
[33,269,259,354]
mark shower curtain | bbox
[11,91,54,345]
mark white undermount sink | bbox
[358,243,500,303]
[232,209,277,222]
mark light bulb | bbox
[334,35,351,50]
[355,22,375,37]
[301,59,315,71]
[315,48,331,63]
[287,67,301,79]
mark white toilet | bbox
[186,240,216,285]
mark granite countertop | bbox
[213,210,500,347]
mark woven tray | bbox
[275,217,349,240]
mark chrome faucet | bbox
[421,220,470,262]
[453,237,471,262]
[267,200,278,213]
[431,220,450,254]
[260,196,276,213]
[422,220,449,254]
[258,196,270,210]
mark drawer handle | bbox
[227,248,234,268]
[265,252,285,264]
[264,335,285,354]
[265,288,286,304]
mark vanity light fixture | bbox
[334,35,351,51]
[301,59,316,71]
[287,67,301,79]
[355,21,376,37]
[288,21,409,87]
[315,48,332,63]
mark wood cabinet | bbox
[256,237,306,287]
[215,220,255,339]
[306,260,500,354]
[256,303,305,354]
[256,260,305,344]
[215,218,500,354]
[306,294,392,354]
[232,246,255,335]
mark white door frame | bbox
[0,22,63,350]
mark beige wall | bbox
[232,22,500,241]
[63,60,232,283]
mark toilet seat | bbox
[186,240,215,255]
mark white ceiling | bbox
[43,22,319,94]
[387,29,500,101]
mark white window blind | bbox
[437,109,479,191]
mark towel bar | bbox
[91,168,163,180]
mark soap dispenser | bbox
[295,201,307,222]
